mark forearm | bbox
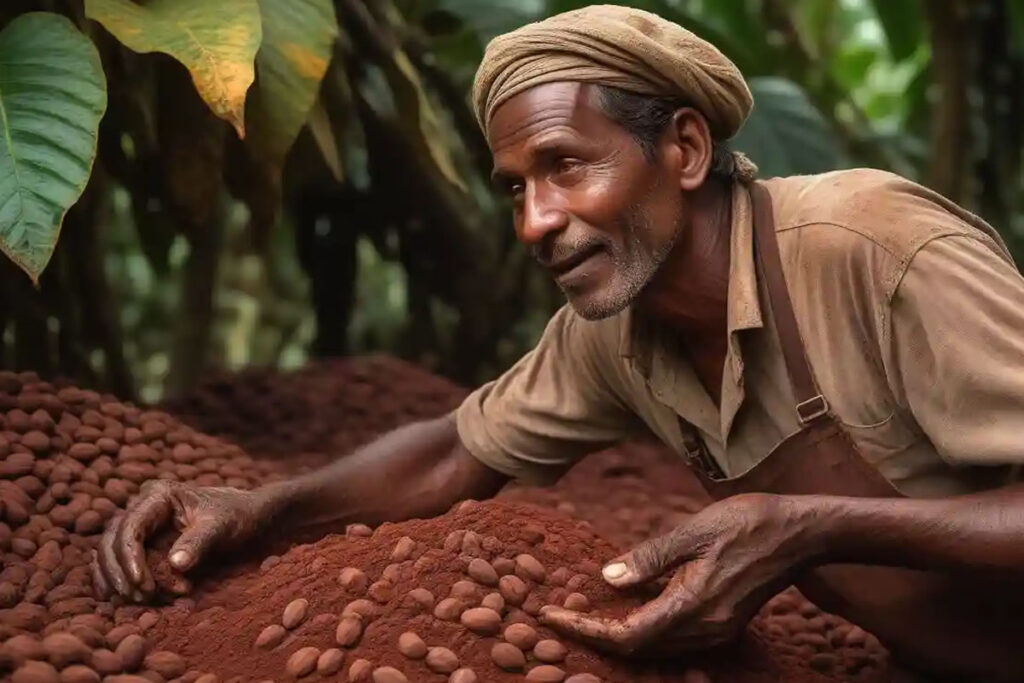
[257,414,509,532]
[795,483,1024,575]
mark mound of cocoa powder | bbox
[145,500,887,683]
[162,354,469,463]
[0,369,282,682]
[0,360,890,683]
[498,440,711,554]
[498,445,890,681]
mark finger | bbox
[542,574,703,654]
[603,529,697,588]
[539,606,633,654]
[90,550,111,599]
[165,574,193,596]
[624,581,700,635]
[116,493,172,591]
[98,516,133,599]
[167,515,224,571]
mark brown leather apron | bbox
[678,183,1022,682]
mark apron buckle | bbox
[796,395,829,424]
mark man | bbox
[93,6,1024,681]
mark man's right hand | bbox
[89,416,507,604]
[91,480,271,603]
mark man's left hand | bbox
[540,493,819,656]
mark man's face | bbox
[489,82,686,320]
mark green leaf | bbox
[867,0,923,62]
[246,0,338,163]
[85,0,261,137]
[832,44,879,91]
[685,0,774,74]
[383,48,467,192]
[794,0,840,63]
[729,77,845,178]
[0,12,107,282]
[307,96,344,183]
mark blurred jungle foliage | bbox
[0,0,1021,402]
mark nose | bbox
[517,182,569,246]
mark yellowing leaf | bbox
[386,49,467,193]
[307,96,344,183]
[247,0,338,163]
[85,0,261,138]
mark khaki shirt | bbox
[456,169,1024,497]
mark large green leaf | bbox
[246,0,338,163]
[307,96,344,183]
[380,47,468,193]
[85,0,261,137]
[794,0,840,63]
[0,12,107,282]
[729,77,845,179]
[867,0,923,62]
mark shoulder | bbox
[759,169,1015,296]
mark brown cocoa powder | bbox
[0,361,892,683]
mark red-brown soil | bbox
[0,357,890,682]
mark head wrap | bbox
[472,4,758,182]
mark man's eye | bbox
[509,183,525,199]
[555,158,583,176]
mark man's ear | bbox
[669,108,714,191]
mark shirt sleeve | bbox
[888,234,1024,467]
[455,305,641,484]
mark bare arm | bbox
[261,414,509,533]
[93,414,508,602]
[541,488,1024,681]
[800,483,1024,574]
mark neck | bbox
[639,176,733,338]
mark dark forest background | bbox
[0,0,1021,402]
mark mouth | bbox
[546,244,604,278]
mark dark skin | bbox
[94,82,1024,681]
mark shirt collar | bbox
[619,181,765,375]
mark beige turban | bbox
[472,4,757,181]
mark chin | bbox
[564,285,634,321]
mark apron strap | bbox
[749,183,830,425]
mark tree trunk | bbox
[165,206,226,399]
[159,58,227,398]
[292,183,360,358]
[4,264,51,376]
[923,0,974,203]
[64,168,136,398]
[973,0,1024,258]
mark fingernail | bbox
[170,551,189,568]
[603,562,628,581]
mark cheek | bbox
[642,182,685,238]
[571,177,635,228]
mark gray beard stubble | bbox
[570,205,681,321]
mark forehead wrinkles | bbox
[489,84,592,154]
[490,109,573,156]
